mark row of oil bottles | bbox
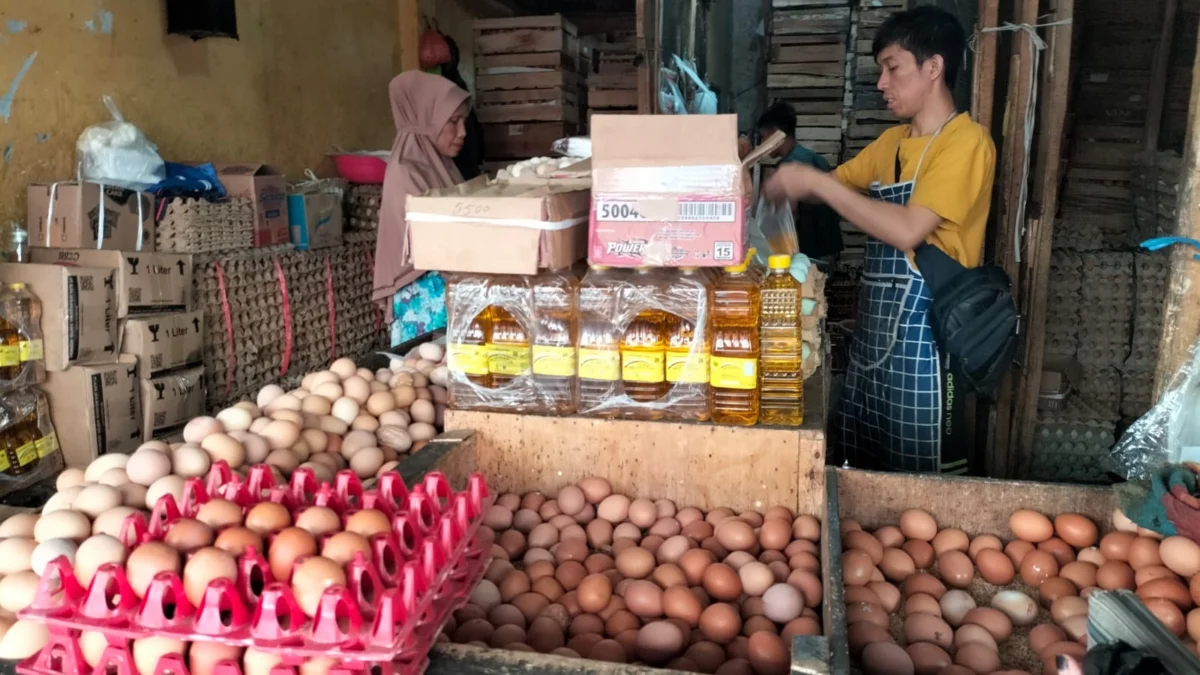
[0,282,60,484]
[444,253,805,426]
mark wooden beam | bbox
[1144,0,1179,151]
[636,0,659,113]
[971,0,1001,130]
[397,0,421,73]
[1153,28,1200,400]
[989,0,1039,477]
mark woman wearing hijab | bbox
[374,71,470,345]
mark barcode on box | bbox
[103,371,118,386]
[714,242,735,261]
[151,354,163,370]
[679,201,737,222]
[80,276,94,292]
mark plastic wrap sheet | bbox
[445,268,712,417]
[1111,336,1200,479]
[0,388,61,497]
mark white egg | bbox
[55,468,86,491]
[32,538,78,575]
[216,406,254,432]
[183,417,224,445]
[256,385,286,409]
[126,447,173,486]
[990,590,1038,626]
[331,397,360,425]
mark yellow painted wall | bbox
[0,0,412,229]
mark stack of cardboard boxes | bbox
[6,181,205,467]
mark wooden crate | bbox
[476,70,580,92]
[477,89,580,125]
[772,7,852,35]
[588,73,638,110]
[481,121,577,159]
[476,51,577,71]
[474,15,578,56]
[829,467,1114,674]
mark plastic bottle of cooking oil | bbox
[620,268,668,420]
[759,255,804,426]
[445,273,492,410]
[9,283,44,385]
[578,266,622,417]
[0,285,19,389]
[710,261,760,425]
[486,276,534,412]
[745,248,767,283]
[531,268,579,415]
[665,268,712,421]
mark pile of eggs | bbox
[442,477,825,675]
[844,506,1200,674]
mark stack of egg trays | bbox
[1076,251,1133,370]
[1127,251,1167,370]
[1031,395,1117,484]
[193,233,384,410]
[1044,249,1082,359]
[345,186,382,231]
[158,199,256,255]
[17,465,492,675]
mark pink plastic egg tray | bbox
[18,467,491,661]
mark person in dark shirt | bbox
[440,36,484,180]
[756,102,843,268]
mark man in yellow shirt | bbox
[764,6,996,474]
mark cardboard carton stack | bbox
[767,0,851,167]
[1044,250,1082,360]
[474,15,583,165]
[1121,252,1168,421]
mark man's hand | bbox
[764,163,825,203]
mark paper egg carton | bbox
[157,198,256,255]
[1053,215,1139,251]
[1078,365,1122,418]
[1031,396,1117,483]
[1130,150,1182,236]
[194,235,385,410]
[346,185,383,231]
[1119,366,1155,420]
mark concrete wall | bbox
[0,1,414,229]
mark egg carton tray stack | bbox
[1120,366,1155,422]
[195,232,385,411]
[157,198,257,254]
[1052,214,1138,252]
[346,185,382,231]
[17,466,492,675]
[1031,395,1117,484]
[1075,251,1134,370]
[1128,251,1167,370]
[1044,250,1082,359]
[1078,365,1122,420]
[1130,149,1181,238]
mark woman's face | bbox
[435,103,468,158]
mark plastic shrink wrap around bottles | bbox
[0,388,61,497]
[444,268,713,420]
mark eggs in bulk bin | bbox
[442,479,822,674]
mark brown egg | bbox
[556,561,587,591]
[880,548,916,582]
[585,553,614,574]
[904,593,942,617]
[903,573,947,600]
[788,570,823,609]
[1004,539,1035,568]
[1010,510,1054,543]
[1099,532,1136,562]
[793,515,821,541]
[1096,561,1136,590]
[1146,598,1186,636]
[615,547,656,579]
[759,520,791,552]
[843,550,876,587]
[1038,577,1078,606]
[968,535,1003,561]
[527,616,566,653]
[903,612,953,650]
[699,602,741,643]
[790,551,822,573]
[1060,561,1098,589]
[1038,538,1077,567]
[533,577,565,601]
[715,520,756,552]
[321,532,371,568]
[164,519,214,553]
[195,499,244,530]
[244,502,291,534]
[962,607,1012,641]
[954,642,1000,674]
[1161,537,1200,578]
[847,621,893,657]
[489,624,526,648]
[663,586,702,627]
[1188,607,1200,642]
[1019,550,1060,587]
[344,509,391,538]
[874,526,905,549]
[1128,537,1163,570]
[637,621,685,665]
[931,529,970,556]
[781,616,822,640]
[954,623,998,652]
[936,551,974,588]
[183,547,237,607]
[845,586,882,608]
[906,642,951,675]
[500,570,532,602]
[1050,596,1088,624]
[1135,565,1179,587]
[976,548,1015,585]
[902,540,935,569]
[291,556,346,617]
[555,539,588,564]
[746,632,789,675]
[1077,546,1107,566]
[126,542,181,598]
[569,613,604,637]
[683,520,715,541]
[212,527,263,558]
[624,580,664,618]
[1029,622,1067,653]
[869,581,903,612]
[1192,574,1200,607]
[295,507,342,537]
[899,509,938,541]
[679,549,714,585]
[577,574,613,614]
[703,563,743,601]
[1138,578,1193,611]
[514,592,552,621]
[489,604,526,627]
[862,642,915,675]
[845,530,885,564]
[269,528,317,583]
[1054,514,1099,548]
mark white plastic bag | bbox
[76,96,166,190]
[1112,335,1200,478]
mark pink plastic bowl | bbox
[333,154,388,184]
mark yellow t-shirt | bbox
[835,113,996,268]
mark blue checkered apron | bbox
[835,119,967,474]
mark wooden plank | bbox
[476,71,577,91]
[475,26,573,56]
[768,87,844,100]
[772,7,852,35]
[788,100,845,114]
[481,121,577,158]
[588,88,639,108]
[768,62,846,77]
[773,0,851,7]
[795,114,843,126]
[477,87,570,105]
[476,99,579,124]
[768,73,845,88]
[1154,30,1200,400]
[476,51,574,70]
[396,0,420,72]
[771,34,845,47]
[589,73,638,89]
[796,127,843,141]
[473,15,575,33]
[1145,0,1179,150]
[769,43,846,63]
[971,0,1000,128]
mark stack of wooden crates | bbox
[474,15,583,170]
[588,33,639,120]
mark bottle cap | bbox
[724,263,748,273]
[768,255,792,270]
[590,264,610,271]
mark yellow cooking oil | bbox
[578,266,622,417]
[531,268,579,415]
[485,276,533,403]
[9,283,45,384]
[445,273,492,410]
[759,255,804,425]
[620,268,667,419]
[710,261,760,425]
[0,285,19,388]
[664,268,712,422]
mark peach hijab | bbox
[373,71,470,305]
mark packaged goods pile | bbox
[841,505,1200,673]
[445,476,824,674]
[444,257,823,426]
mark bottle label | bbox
[487,344,531,376]
[532,346,576,377]
[36,432,59,458]
[622,351,665,383]
[0,346,18,367]
[667,352,711,383]
[448,344,489,376]
[16,440,37,467]
[0,453,9,473]
[19,340,43,362]
[711,356,758,390]
[578,348,620,381]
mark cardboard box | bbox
[588,115,782,267]
[28,182,155,252]
[407,176,589,275]
[122,311,204,376]
[0,264,118,371]
[41,355,142,466]
[212,163,289,247]
[288,192,344,251]
[141,365,205,439]
[29,249,193,318]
